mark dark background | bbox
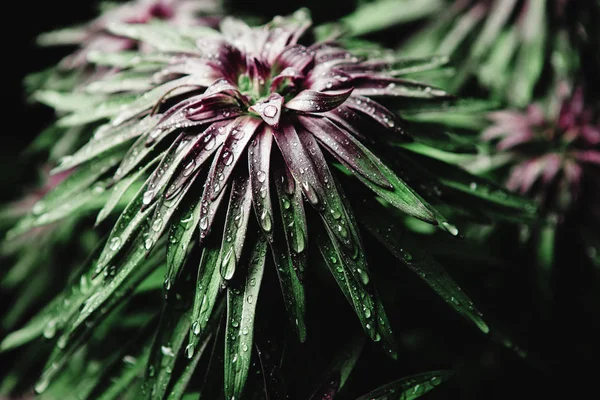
[2,1,99,202]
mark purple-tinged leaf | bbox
[184,94,243,121]
[141,132,198,209]
[274,44,315,74]
[345,95,408,136]
[270,67,304,92]
[111,127,177,183]
[248,125,275,239]
[164,121,231,201]
[110,76,202,127]
[204,116,262,202]
[298,115,392,189]
[274,123,355,251]
[217,176,253,281]
[196,117,261,242]
[351,77,450,99]
[305,68,353,92]
[285,88,354,113]
[249,94,284,127]
[274,167,308,281]
[323,105,369,141]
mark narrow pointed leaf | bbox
[224,237,268,400]
[188,241,223,354]
[299,115,392,189]
[355,370,454,400]
[274,167,308,281]
[358,199,489,334]
[217,175,253,280]
[248,125,275,239]
[285,88,354,113]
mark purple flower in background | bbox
[483,87,600,211]
[39,0,221,69]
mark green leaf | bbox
[7,152,123,238]
[355,370,454,400]
[317,225,397,358]
[56,94,139,126]
[165,197,203,286]
[187,240,223,356]
[274,167,308,281]
[357,199,489,334]
[310,334,365,398]
[340,0,443,36]
[333,131,442,226]
[94,183,157,276]
[508,0,546,106]
[86,50,169,69]
[217,176,253,281]
[107,22,199,53]
[269,237,307,342]
[167,313,221,400]
[224,237,268,400]
[96,155,160,225]
[34,90,103,112]
[54,115,160,173]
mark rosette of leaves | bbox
[1,9,536,399]
[28,0,223,165]
[471,86,600,293]
[29,0,222,91]
[396,0,580,107]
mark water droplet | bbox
[32,201,45,215]
[185,344,195,359]
[260,209,273,232]
[144,238,153,250]
[442,221,459,236]
[143,189,155,205]
[200,216,209,230]
[152,218,163,232]
[263,105,278,118]
[192,321,200,335]
[34,376,50,394]
[222,150,234,166]
[231,319,240,328]
[246,295,253,304]
[43,320,57,339]
[256,170,267,183]
[109,237,121,251]
[161,346,175,357]
[204,134,216,150]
